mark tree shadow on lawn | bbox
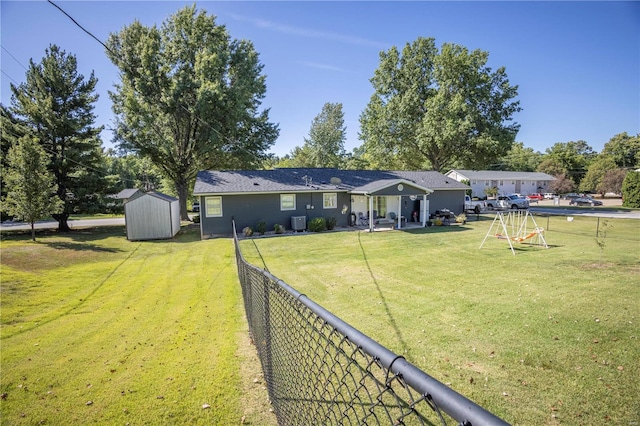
[400,224,472,235]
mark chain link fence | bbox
[233,223,509,426]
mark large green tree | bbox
[602,132,640,169]
[298,102,347,168]
[8,45,105,231]
[495,142,542,171]
[3,136,63,241]
[579,155,617,196]
[106,6,279,220]
[359,37,521,172]
[544,140,596,186]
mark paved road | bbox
[0,217,125,232]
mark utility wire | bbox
[1,45,29,71]
[47,0,271,166]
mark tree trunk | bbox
[30,221,36,241]
[53,213,71,232]
[176,179,190,221]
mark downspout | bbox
[422,194,427,227]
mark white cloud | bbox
[228,13,390,50]
[298,61,354,73]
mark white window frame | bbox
[205,196,223,217]
[323,193,337,209]
[280,194,296,211]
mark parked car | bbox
[569,197,603,207]
[526,193,544,201]
[544,193,556,199]
[563,193,581,200]
[192,202,200,212]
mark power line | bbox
[1,45,29,71]
[47,0,272,166]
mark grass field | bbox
[239,214,640,425]
[0,226,275,425]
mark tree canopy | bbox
[602,132,640,169]
[285,102,347,168]
[3,136,63,240]
[359,37,521,172]
[106,5,279,219]
[544,140,596,186]
[7,45,104,231]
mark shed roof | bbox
[129,191,178,203]
[194,169,466,195]
[113,188,143,200]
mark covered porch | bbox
[349,179,433,232]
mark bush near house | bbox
[326,217,337,230]
[308,217,327,232]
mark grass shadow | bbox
[357,231,410,355]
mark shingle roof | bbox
[194,168,468,195]
[448,170,556,181]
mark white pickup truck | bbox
[485,194,530,210]
[464,196,486,214]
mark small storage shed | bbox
[124,191,181,241]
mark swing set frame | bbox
[480,209,548,255]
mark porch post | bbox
[397,195,402,229]
[368,196,374,232]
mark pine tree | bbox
[8,45,104,231]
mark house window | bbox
[323,193,337,209]
[472,180,477,185]
[499,180,504,186]
[485,181,489,186]
[205,196,222,217]
[280,194,296,211]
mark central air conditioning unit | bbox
[291,216,306,231]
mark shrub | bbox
[434,218,443,226]
[325,216,337,230]
[622,170,640,208]
[242,226,254,237]
[455,213,466,224]
[256,220,267,235]
[192,215,200,223]
[308,217,326,232]
[274,224,284,234]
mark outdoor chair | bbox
[358,212,369,226]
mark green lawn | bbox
[239,214,640,425]
[0,226,275,425]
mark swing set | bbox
[480,209,548,255]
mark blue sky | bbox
[1,1,638,158]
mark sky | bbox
[1,1,639,159]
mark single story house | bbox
[445,170,556,198]
[124,191,181,241]
[193,168,469,238]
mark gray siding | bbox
[200,192,352,236]
[428,190,467,216]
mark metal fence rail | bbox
[233,223,509,426]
